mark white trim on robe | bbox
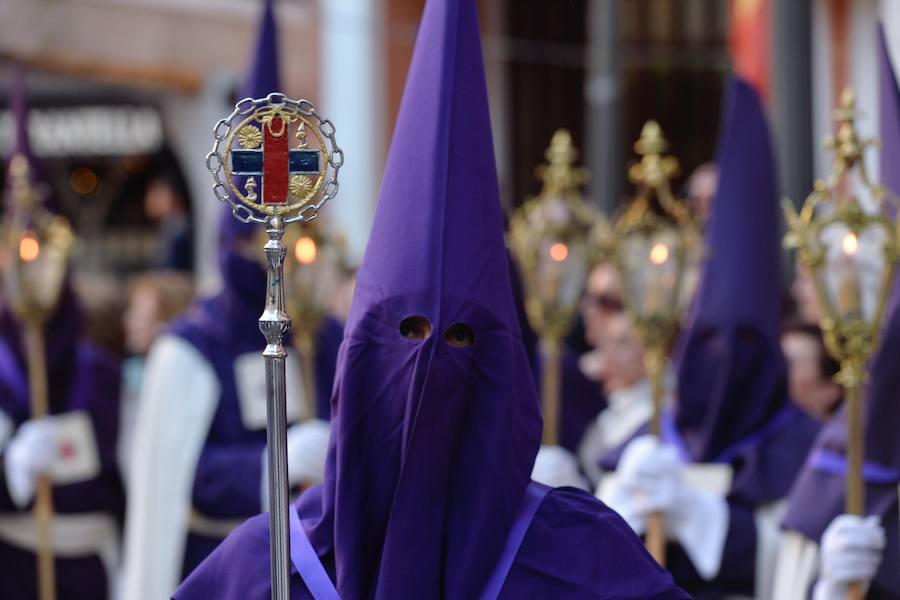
[771,530,819,600]
[119,335,220,600]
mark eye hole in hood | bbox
[399,315,432,341]
[443,323,475,348]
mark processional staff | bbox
[206,94,342,600]
[283,224,347,421]
[783,88,899,600]
[595,121,702,566]
[1,155,76,600]
[509,130,597,447]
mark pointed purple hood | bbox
[675,77,792,462]
[297,0,541,597]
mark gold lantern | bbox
[282,224,348,420]
[595,121,703,566]
[509,129,598,447]
[783,90,899,600]
[0,154,75,600]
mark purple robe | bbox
[171,222,342,577]
[177,484,684,600]
[175,0,684,597]
[780,28,900,596]
[0,304,123,600]
[671,77,821,597]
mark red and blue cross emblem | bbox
[231,116,320,205]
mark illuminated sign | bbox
[0,106,163,157]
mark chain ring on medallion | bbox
[206,93,343,225]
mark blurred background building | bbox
[1,0,898,291]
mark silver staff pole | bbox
[208,94,342,600]
[260,215,292,597]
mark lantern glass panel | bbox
[819,221,887,322]
[532,235,590,316]
[621,226,681,320]
[2,225,69,316]
[285,235,343,328]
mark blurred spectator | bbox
[685,162,718,222]
[118,271,194,478]
[791,259,824,324]
[73,274,127,358]
[329,268,357,325]
[122,271,194,357]
[144,175,193,272]
[780,321,842,421]
[580,261,625,351]
[577,311,660,484]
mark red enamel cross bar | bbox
[231,116,322,205]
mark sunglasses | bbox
[582,293,624,313]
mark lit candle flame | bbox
[842,232,858,256]
[19,233,40,262]
[650,243,669,265]
[549,242,569,262]
[295,236,318,264]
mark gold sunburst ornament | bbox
[290,175,314,201]
[238,125,263,149]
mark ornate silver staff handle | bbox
[207,94,341,600]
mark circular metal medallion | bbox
[207,93,342,224]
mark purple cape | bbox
[176,0,684,597]
[781,26,900,596]
[0,339,123,600]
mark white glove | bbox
[286,419,331,486]
[813,514,886,600]
[605,435,681,531]
[4,418,59,507]
[599,435,728,580]
[531,445,588,491]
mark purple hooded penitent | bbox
[660,77,820,596]
[1,65,93,409]
[0,66,123,600]
[675,77,814,463]
[175,0,685,598]
[782,25,900,596]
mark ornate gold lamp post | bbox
[509,130,597,446]
[783,89,899,600]
[283,225,348,420]
[0,155,75,600]
[596,121,702,566]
